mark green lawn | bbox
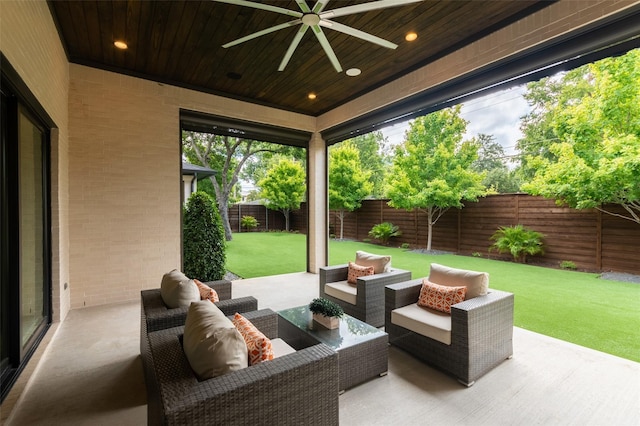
[226,232,640,362]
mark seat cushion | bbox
[355,250,391,273]
[428,263,489,299]
[183,301,248,380]
[391,303,452,345]
[271,338,296,358]
[324,280,357,305]
[160,269,200,308]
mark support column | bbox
[307,132,327,273]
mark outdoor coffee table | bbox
[278,305,388,392]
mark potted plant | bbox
[309,298,344,329]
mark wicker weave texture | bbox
[320,265,411,327]
[146,309,339,425]
[140,283,258,393]
[385,279,514,386]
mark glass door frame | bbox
[1,57,52,403]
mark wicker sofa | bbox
[145,308,339,425]
[140,279,257,382]
[385,265,514,386]
[320,264,411,327]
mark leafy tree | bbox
[182,131,289,240]
[344,131,390,198]
[183,191,226,281]
[259,157,306,231]
[387,106,487,250]
[521,49,640,223]
[472,133,521,193]
[241,146,306,188]
[329,141,373,239]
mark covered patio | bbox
[4,273,639,425]
[1,0,640,422]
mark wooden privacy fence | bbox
[230,194,639,274]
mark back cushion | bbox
[160,269,200,308]
[427,263,489,299]
[183,301,248,380]
[355,250,391,274]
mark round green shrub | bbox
[183,191,226,281]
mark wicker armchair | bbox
[145,309,339,425]
[385,273,514,386]
[140,279,258,384]
[319,264,411,327]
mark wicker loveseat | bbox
[385,264,514,386]
[145,308,339,425]
[320,259,411,327]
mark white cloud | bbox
[380,84,532,158]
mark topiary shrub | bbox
[489,224,544,263]
[183,191,226,281]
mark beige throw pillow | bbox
[160,269,200,308]
[183,301,248,380]
[355,250,391,274]
[427,263,489,299]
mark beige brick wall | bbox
[67,65,316,308]
[318,0,640,131]
[0,0,71,322]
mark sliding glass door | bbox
[1,71,51,402]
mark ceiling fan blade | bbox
[295,0,312,13]
[223,20,301,48]
[278,25,310,71]
[320,19,397,49]
[321,0,423,19]
[311,0,330,14]
[312,25,342,73]
[213,0,302,18]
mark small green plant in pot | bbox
[489,224,544,263]
[309,298,344,329]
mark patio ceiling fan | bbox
[214,0,424,73]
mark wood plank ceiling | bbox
[48,0,551,116]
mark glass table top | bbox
[278,305,387,351]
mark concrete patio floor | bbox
[3,272,639,425]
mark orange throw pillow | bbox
[417,279,466,314]
[194,279,220,303]
[232,313,274,366]
[347,261,375,285]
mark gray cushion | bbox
[159,269,200,308]
[183,300,248,380]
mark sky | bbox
[380,84,532,158]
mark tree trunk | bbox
[338,210,345,239]
[283,209,290,231]
[218,197,233,241]
[426,208,433,251]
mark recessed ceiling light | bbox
[405,32,418,42]
[346,68,361,77]
[114,40,128,49]
[308,93,317,100]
